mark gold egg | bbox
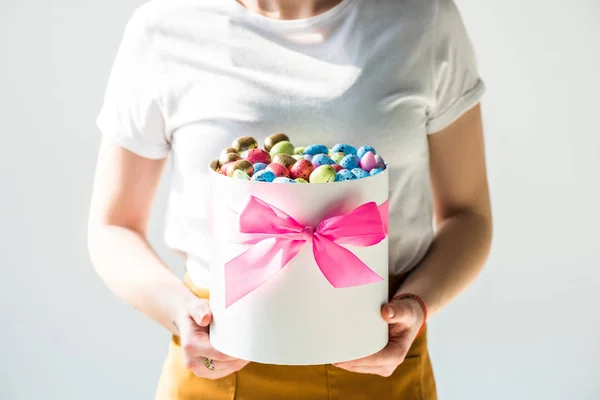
[209,159,220,171]
[272,154,297,169]
[226,159,254,177]
[232,136,258,152]
[264,133,290,152]
[219,152,242,165]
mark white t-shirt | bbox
[96,0,485,287]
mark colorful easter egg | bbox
[331,143,357,155]
[294,147,305,155]
[330,152,346,163]
[266,162,291,178]
[309,165,336,183]
[269,140,295,158]
[226,159,254,177]
[219,151,242,165]
[294,178,309,183]
[273,177,297,184]
[303,144,329,156]
[220,161,235,174]
[253,162,267,174]
[351,168,370,179]
[233,169,251,180]
[289,159,315,180]
[339,154,360,170]
[220,147,239,158]
[272,154,297,168]
[252,170,277,182]
[303,154,313,162]
[264,133,290,152]
[357,145,376,158]
[374,154,386,170]
[292,154,303,161]
[244,148,271,164]
[210,159,220,171]
[331,164,344,173]
[369,168,384,176]
[311,154,336,167]
[335,169,356,181]
[359,151,377,172]
[232,136,258,152]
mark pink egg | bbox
[289,159,314,180]
[266,162,290,178]
[359,151,377,172]
[220,161,235,174]
[332,164,344,173]
[244,148,271,165]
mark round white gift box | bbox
[207,167,389,365]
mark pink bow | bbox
[224,196,388,308]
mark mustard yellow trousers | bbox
[155,276,437,400]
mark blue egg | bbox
[251,170,277,182]
[369,168,384,176]
[312,154,335,167]
[303,144,329,156]
[357,145,376,158]
[335,169,356,181]
[303,154,313,161]
[272,177,297,184]
[339,154,360,170]
[351,168,370,179]
[332,143,358,155]
[253,162,267,173]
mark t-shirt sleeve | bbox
[95,9,170,159]
[426,0,485,134]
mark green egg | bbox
[309,165,337,183]
[270,141,295,158]
[294,146,305,155]
[294,178,309,183]
[232,169,251,180]
[330,152,346,163]
[292,154,303,161]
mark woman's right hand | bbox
[176,298,250,379]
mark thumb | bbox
[188,300,213,328]
[381,300,413,324]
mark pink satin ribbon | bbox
[224,196,389,308]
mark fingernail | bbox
[386,305,395,319]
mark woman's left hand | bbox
[332,297,425,377]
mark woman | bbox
[89,0,492,398]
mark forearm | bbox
[87,224,196,335]
[395,210,492,316]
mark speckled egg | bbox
[289,159,315,180]
[303,144,329,156]
[303,154,313,162]
[244,148,271,164]
[309,165,337,183]
[370,168,384,176]
[357,145,376,158]
[331,143,357,155]
[219,151,242,165]
[266,162,291,178]
[339,154,360,170]
[332,164,344,173]
[374,154,386,170]
[226,159,254,177]
[330,152,346,163]
[294,178,309,183]
[335,169,356,181]
[233,169,251,180]
[272,154,297,168]
[273,177,297,184]
[294,147,305,155]
[252,170,277,182]
[220,161,235,174]
[264,133,290,152]
[359,151,377,172]
[351,168,370,179]
[269,140,295,158]
[232,136,258,152]
[253,162,268,174]
[311,154,336,167]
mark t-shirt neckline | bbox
[230,0,356,30]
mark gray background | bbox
[1,0,599,399]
